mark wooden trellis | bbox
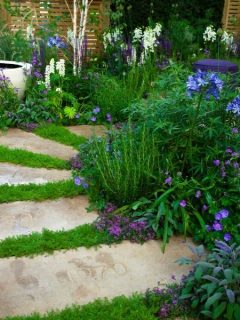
[222,0,240,34]
[1,0,109,52]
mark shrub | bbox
[180,241,240,319]
[79,124,161,205]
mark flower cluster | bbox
[44,58,65,88]
[94,207,155,243]
[206,209,231,241]
[103,28,122,49]
[88,106,112,123]
[26,25,34,40]
[47,35,67,49]
[213,144,240,178]
[203,25,216,42]
[226,96,240,117]
[186,70,223,99]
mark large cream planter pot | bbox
[0,60,32,99]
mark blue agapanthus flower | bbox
[226,96,240,117]
[47,35,67,49]
[186,70,223,100]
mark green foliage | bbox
[0,145,68,169]
[180,241,240,319]
[35,124,86,150]
[0,224,111,258]
[79,125,161,205]
[0,180,82,203]
[3,295,158,320]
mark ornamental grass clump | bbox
[180,241,240,319]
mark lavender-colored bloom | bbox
[90,116,97,122]
[226,147,233,154]
[202,204,208,211]
[195,190,201,198]
[206,224,212,232]
[104,202,117,213]
[70,155,82,169]
[108,225,121,237]
[232,127,238,134]
[215,212,223,221]
[164,176,172,185]
[81,181,89,189]
[218,209,229,218]
[233,162,239,169]
[92,106,100,114]
[213,159,220,166]
[226,96,240,116]
[224,233,231,241]
[106,113,112,122]
[74,176,81,186]
[47,35,67,49]
[212,221,222,231]
[75,113,80,119]
[179,200,187,207]
[225,160,231,166]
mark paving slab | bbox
[0,128,76,160]
[0,196,97,240]
[0,237,194,318]
[67,125,106,138]
[0,163,71,186]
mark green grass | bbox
[0,224,113,258]
[35,124,86,150]
[0,180,82,203]
[4,295,158,320]
[0,145,69,169]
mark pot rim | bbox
[0,60,32,70]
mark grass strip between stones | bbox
[0,145,69,170]
[35,124,86,150]
[0,224,113,258]
[0,180,83,203]
[3,295,160,320]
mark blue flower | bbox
[47,35,67,49]
[226,96,240,116]
[186,70,223,100]
[224,233,231,241]
[212,221,222,231]
[93,106,101,114]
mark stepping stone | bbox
[0,237,194,318]
[0,196,97,240]
[67,125,106,138]
[0,163,71,186]
[0,129,76,160]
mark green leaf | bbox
[191,299,199,309]
[205,292,222,309]
[193,210,206,232]
[224,269,233,282]
[226,303,234,320]
[212,302,227,319]
[194,267,203,281]
[201,310,212,317]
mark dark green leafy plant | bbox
[180,241,240,319]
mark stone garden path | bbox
[0,126,194,318]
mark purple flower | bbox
[47,35,67,49]
[106,113,112,122]
[233,162,239,169]
[225,160,231,166]
[202,204,208,211]
[74,177,81,186]
[164,176,172,185]
[213,159,220,166]
[90,116,97,122]
[215,212,223,221]
[224,233,231,241]
[212,221,222,231]
[226,147,232,154]
[104,203,117,213]
[226,96,240,117]
[108,225,121,237]
[179,200,187,207]
[218,209,229,218]
[92,106,100,114]
[195,190,201,198]
[206,224,212,232]
[232,127,238,134]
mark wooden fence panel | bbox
[222,0,240,34]
[3,0,109,53]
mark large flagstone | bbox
[0,237,194,318]
[67,125,106,138]
[0,196,97,240]
[0,129,76,160]
[0,163,71,186]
